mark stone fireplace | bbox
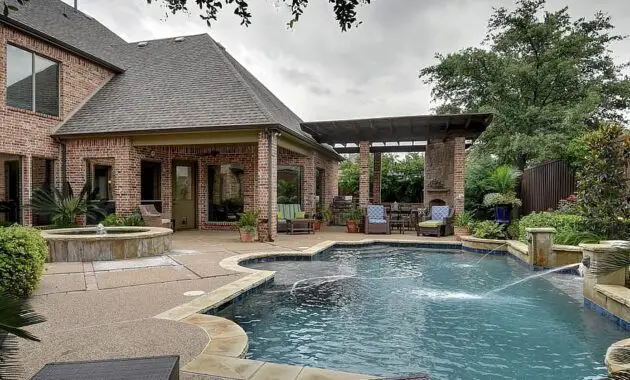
[424,137,465,213]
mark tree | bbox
[420,0,630,170]
[2,0,371,32]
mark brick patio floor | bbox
[20,227,452,378]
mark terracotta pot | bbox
[454,226,470,241]
[346,220,359,233]
[239,228,256,242]
[314,220,322,231]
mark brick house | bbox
[1,0,492,241]
[0,0,344,241]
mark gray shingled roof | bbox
[3,0,126,69]
[56,34,310,138]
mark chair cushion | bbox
[369,218,387,224]
[295,211,305,219]
[431,206,450,220]
[367,205,384,220]
[418,220,442,228]
[277,211,284,220]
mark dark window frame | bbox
[6,44,60,116]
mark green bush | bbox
[506,221,520,240]
[518,212,583,243]
[102,212,145,227]
[471,220,504,239]
[0,226,47,297]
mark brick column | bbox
[372,152,382,204]
[453,137,466,214]
[359,141,370,207]
[256,130,278,242]
[114,147,141,216]
[161,149,173,218]
[303,155,316,214]
[22,154,32,226]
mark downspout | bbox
[267,129,273,242]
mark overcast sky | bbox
[63,0,630,122]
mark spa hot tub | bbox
[41,226,173,262]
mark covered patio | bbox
[303,113,493,213]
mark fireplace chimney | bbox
[74,0,78,9]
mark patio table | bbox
[287,218,316,234]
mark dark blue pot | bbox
[495,205,511,225]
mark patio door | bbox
[172,161,196,230]
[2,160,21,224]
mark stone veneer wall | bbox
[372,152,382,204]
[0,24,114,225]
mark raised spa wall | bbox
[42,227,173,262]
[461,228,582,270]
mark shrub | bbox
[0,226,47,297]
[554,230,602,245]
[454,211,474,228]
[482,192,522,207]
[506,221,520,240]
[102,212,145,227]
[518,212,584,243]
[471,220,504,240]
[575,124,630,239]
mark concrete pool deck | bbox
[21,227,452,379]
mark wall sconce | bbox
[150,150,155,157]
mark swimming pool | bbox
[216,245,628,379]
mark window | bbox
[6,45,59,116]
[207,164,244,222]
[93,165,112,200]
[277,166,302,205]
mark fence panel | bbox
[521,160,576,214]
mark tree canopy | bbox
[2,0,371,31]
[420,0,630,169]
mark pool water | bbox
[217,245,628,379]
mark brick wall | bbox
[453,137,466,214]
[0,24,113,225]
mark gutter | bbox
[0,17,125,73]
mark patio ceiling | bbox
[301,112,493,153]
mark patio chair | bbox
[139,204,172,229]
[277,204,303,232]
[417,205,454,237]
[365,204,390,234]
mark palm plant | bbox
[489,165,522,194]
[0,293,46,379]
[30,182,107,228]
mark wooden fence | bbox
[520,160,576,214]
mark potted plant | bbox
[343,207,362,233]
[236,210,259,242]
[322,207,334,226]
[483,165,522,225]
[453,211,473,240]
[313,210,323,231]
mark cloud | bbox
[67,0,630,122]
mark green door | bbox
[172,161,196,230]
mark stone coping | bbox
[509,240,528,254]
[595,284,630,308]
[156,238,459,379]
[460,235,507,244]
[552,244,582,252]
[525,227,557,233]
[42,227,173,241]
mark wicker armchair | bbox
[139,205,172,229]
[416,205,454,237]
[364,204,390,234]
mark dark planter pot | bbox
[495,204,512,225]
[346,220,359,233]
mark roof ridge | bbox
[206,36,276,125]
[125,33,208,45]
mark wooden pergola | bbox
[301,113,493,211]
